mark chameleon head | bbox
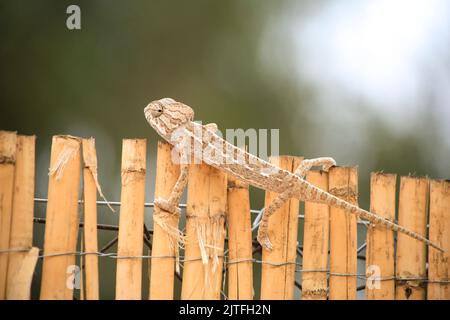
[144,98,194,140]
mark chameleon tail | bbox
[305,184,444,253]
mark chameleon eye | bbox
[151,105,164,117]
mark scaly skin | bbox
[144,98,444,252]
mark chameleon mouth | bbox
[144,105,153,123]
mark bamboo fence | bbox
[0,130,449,300]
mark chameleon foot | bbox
[154,197,181,215]
[257,228,273,251]
[321,158,336,172]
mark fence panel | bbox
[366,172,396,299]
[40,135,81,300]
[260,156,302,300]
[2,129,450,300]
[395,176,428,300]
[149,141,180,300]
[0,131,17,300]
[302,170,329,300]
[181,163,227,299]
[427,179,450,300]
[329,166,358,300]
[227,174,253,300]
[115,139,146,300]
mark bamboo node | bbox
[302,288,328,297]
[0,156,15,164]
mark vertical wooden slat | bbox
[149,142,180,300]
[395,176,428,300]
[302,170,329,300]
[40,135,81,300]
[260,156,302,300]
[0,130,17,300]
[81,138,100,300]
[6,135,36,299]
[6,247,38,300]
[427,180,449,300]
[329,166,358,300]
[227,174,253,300]
[115,139,146,300]
[366,172,396,299]
[181,163,227,300]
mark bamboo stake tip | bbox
[157,140,171,148]
[0,130,18,162]
[122,138,147,144]
[17,134,36,140]
[401,175,429,183]
[430,178,450,184]
[82,137,95,145]
[371,171,397,178]
[52,135,82,142]
[0,130,18,136]
[329,165,358,172]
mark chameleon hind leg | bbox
[294,157,336,178]
[154,163,189,215]
[257,157,336,250]
[257,189,292,250]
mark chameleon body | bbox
[144,98,443,252]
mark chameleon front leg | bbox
[256,157,336,250]
[204,123,218,133]
[154,163,189,215]
[155,122,217,214]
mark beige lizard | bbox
[144,97,444,252]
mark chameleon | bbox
[144,97,444,253]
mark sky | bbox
[260,0,450,174]
[294,0,450,112]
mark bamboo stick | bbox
[366,172,396,300]
[329,166,358,300]
[40,135,81,300]
[181,163,227,300]
[81,138,100,300]
[395,176,428,300]
[227,174,253,300]
[260,156,302,300]
[5,247,38,300]
[302,170,329,300]
[427,179,449,300]
[149,141,180,300]
[115,139,146,300]
[6,135,36,299]
[0,130,17,300]
[79,236,84,300]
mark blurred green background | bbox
[1,0,449,299]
